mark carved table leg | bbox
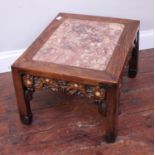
[12,68,33,125]
[128,30,139,78]
[105,84,120,143]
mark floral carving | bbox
[22,74,106,100]
[23,74,34,102]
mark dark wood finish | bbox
[11,13,140,143]
[105,84,120,142]
[128,30,139,78]
[0,49,153,154]
[12,13,140,84]
[12,68,33,124]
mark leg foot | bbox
[105,133,116,143]
[20,113,33,125]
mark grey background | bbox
[0,0,154,51]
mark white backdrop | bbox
[0,0,154,51]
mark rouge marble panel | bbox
[33,18,124,71]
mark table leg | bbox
[128,30,139,78]
[12,68,33,125]
[105,84,120,143]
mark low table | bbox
[12,13,140,143]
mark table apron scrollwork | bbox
[22,74,107,101]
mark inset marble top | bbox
[33,18,124,71]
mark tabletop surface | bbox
[33,18,124,71]
[13,13,139,84]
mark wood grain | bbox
[0,49,153,154]
[12,13,139,85]
[11,13,140,142]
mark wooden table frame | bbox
[11,13,140,143]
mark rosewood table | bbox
[12,13,140,143]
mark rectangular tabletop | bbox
[12,13,140,85]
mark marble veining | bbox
[33,18,124,71]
